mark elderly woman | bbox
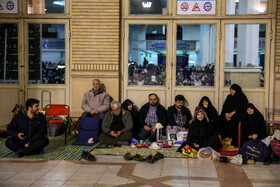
[98,101,133,145]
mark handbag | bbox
[240,139,270,162]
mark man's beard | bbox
[31,109,38,115]
[150,103,156,107]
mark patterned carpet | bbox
[0,135,101,160]
[90,145,188,158]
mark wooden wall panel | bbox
[71,0,120,71]
[274,0,280,112]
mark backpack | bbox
[72,117,100,146]
[240,139,270,162]
[270,139,280,157]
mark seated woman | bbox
[177,106,220,152]
[198,96,218,129]
[218,84,248,147]
[241,103,267,144]
[121,99,141,138]
[98,101,133,145]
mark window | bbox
[130,0,167,15]
[176,24,216,86]
[28,0,65,14]
[128,25,166,86]
[226,0,267,15]
[224,24,266,87]
[0,23,18,84]
[28,24,65,84]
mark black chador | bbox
[198,96,218,128]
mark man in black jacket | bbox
[5,98,49,157]
[166,95,192,140]
[138,93,167,140]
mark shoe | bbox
[218,156,229,163]
[230,154,243,166]
[263,157,272,165]
[15,149,26,158]
[81,151,96,161]
[33,149,45,155]
[123,153,133,160]
[154,152,164,161]
[132,154,145,161]
[145,155,155,164]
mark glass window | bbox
[0,23,18,84]
[130,0,167,15]
[28,24,65,84]
[176,24,216,86]
[28,0,65,14]
[226,0,267,15]
[128,25,166,86]
[224,24,266,87]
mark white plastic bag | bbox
[261,130,280,146]
[197,147,221,161]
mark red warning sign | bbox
[0,3,3,10]
[181,2,189,12]
[192,2,200,11]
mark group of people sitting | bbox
[4,78,268,159]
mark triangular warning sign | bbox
[192,2,200,11]
[0,3,3,10]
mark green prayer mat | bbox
[90,145,188,158]
[0,135,101,160]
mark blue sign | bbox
[204,2,212,12]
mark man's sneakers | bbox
[81,151,96,161]
[230,154,243,166]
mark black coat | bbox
[7,111,47,144]
[139,102,167,128]
[121,99,141,135]
[241,103,267,143]
[198,96,218,126]
[167,105,192,129]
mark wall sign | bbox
[177,0,215,15]
[0,0,17,14]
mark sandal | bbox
[123,152,133,160]
[132,154,146,161]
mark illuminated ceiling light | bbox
[235,0,239,2]
[53,1,65,6]
[258,6,266,13]
[142,2,152,8]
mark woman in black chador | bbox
[177,106,220,152]
[241,103,267,144]
[218,84,248,147]
[121,99,141,137]
[198,96,218,128]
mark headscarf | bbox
[121,99,133,111]
[198,96,218,121]
[190,106,209,124]
[230,84,243,97]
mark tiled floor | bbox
[0,156,280,187]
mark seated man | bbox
[81,79,110,119]
[138,93,167,140]
[5,98,49,157]
[98,101,133,145]
[167,94,192,133]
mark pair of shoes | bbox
[146,155,155,164]
[145,152,164,164]
[218,156,229,163]
[132,154,146,161]
[230,154,243,166]
[123,152,133,160]
[81,151,96,161]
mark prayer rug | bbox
[0,135,101,160]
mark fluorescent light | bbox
[142,2,152,8]
[53,1,65,6]
[57,65,65,69]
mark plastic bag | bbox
[197,147,220,161]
